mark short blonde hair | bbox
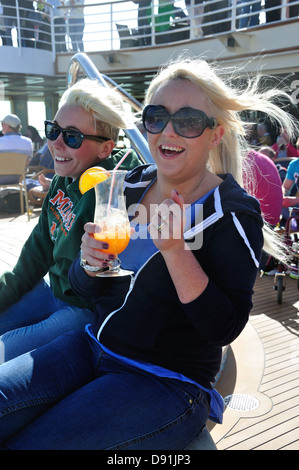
[59,78,132,142]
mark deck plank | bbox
[0,211,40,274]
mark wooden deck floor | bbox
[210,274,299,450]
[0,210,298,450]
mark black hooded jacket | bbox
[69,164,263,389]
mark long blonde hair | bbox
[145,58,297,181]
[145,56,298,261]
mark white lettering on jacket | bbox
[49,189,76,233]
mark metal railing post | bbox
[67,53,154,164]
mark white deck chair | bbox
[0,152,30,220]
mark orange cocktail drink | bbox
[92,170,133,277]
[79,167,133,277]
[93,213,130,255]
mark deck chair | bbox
[0,152,30,220]
[115,23,139,48]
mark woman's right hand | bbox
[80,222,116,275]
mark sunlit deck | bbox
[0,210,298,450]
[210,274,299,450]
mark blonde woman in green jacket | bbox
[0,78,140,364]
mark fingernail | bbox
[102,243,109,249]
[108,255,115,260]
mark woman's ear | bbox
[96,140,115,161]
[209,125,225,149]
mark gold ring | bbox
[157,221,166,232]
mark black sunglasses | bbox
[142,105,217,138]
[44,121,110,149]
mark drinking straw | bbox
[107,149,131,213]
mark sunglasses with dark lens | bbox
[142,105,217,138]
[44,121,110,149]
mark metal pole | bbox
[67,52,154,164]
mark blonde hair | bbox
[59,78,133,142]
[145,56,299,262]
[144,57,297,185]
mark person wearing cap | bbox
[0,114,33,184]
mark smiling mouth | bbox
[160,145,184,157]
[55,156,72,162]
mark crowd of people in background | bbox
[243,117,299,277]
[0,0,298,51]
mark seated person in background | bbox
[28,142,54,170]
[0,78,140,364]
[271,127,299,159]
[243,149,283,226]
[257,120,273,147]
[0,56,296,450]
[25,125,45,152]
[27,172,52,207]
[259,144,288,183]
[259,145,276,161]
[26,144,55,192]
[0,114,33,184]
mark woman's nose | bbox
[52,132,65,148]
[162,120,177,137]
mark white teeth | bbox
[162,145,183,152]
[55,156,71,162]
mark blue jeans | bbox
[238,0,261,27]
[0,280,94,364]
[0,330,210,449]
[69,18,85,52]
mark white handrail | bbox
[67,52,154,164]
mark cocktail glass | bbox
[93,170,133,277]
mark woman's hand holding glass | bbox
[81,222,117,276]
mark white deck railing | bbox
[1,0,298,56]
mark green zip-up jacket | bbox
[0,148,141,313]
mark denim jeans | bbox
[0,330,210,449]
[0,280,94,364]
[238,0,261,27]
[69,18,85,52]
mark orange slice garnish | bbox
[79,166,111,194]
